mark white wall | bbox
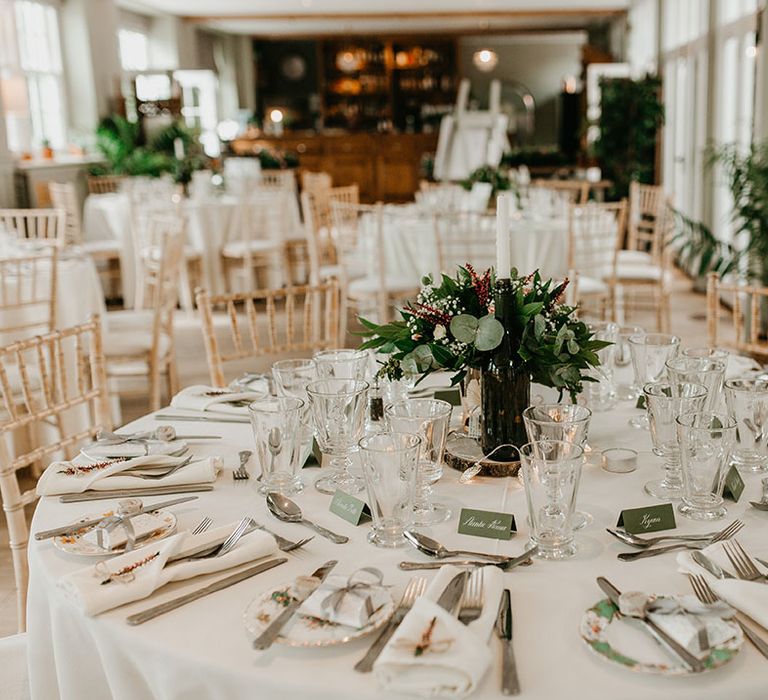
[626,0,658,75]
[459,32,586,145]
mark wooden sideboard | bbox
[230,132,438,202]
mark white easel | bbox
[433,79,510,181]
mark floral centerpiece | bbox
[359,264,608,458]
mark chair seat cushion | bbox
[0,633,29,700]
[222,240,280,258]
[104,329,171,359]
[578,276,610,295]
[83,240,121,256]
[106,310,154,330]
[615,263,672,284]
[617,250,654,266]
[348,276,418,296]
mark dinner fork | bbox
[618,520,744,561]
[687,573,768,658]
[249,520,314,552]
[233,451,251,481]
[458,569,484,625]
[191,516,213,535]
[173,517,252,563]
[133,456,194,480]
[723,540,768,583]
[354,576,428,672]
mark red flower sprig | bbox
[466,264,492,309]
[99,551,160,585]
[57,458,129,476]
[409,302,452,327]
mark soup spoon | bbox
[403,530,512,562]
[266,492,349,544]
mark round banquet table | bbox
[27,367,768,700]
[360,207,570,285]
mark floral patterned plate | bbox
[580,597,743,676]
[244,581,395,647]
[53,510,177,556]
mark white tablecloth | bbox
[26,366,768,700]
[360,207,569,285]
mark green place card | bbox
[617,503,676,534]
[329,490,371,525]
[434,388,462,407]
[303,438,323,468]
[723,465,745,502]
[457,508,516,540]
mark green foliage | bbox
[710,141,768,284]
[460,165,513,196]
[501,147,568,168]
[255,146,299,170]
[672,209,743,279]
[593,75,664,199]
[359,266,607,400]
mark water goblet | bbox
[313,348,369,380]
[682,346,730,373]
[249,397,305,495]
[306,378,369,495]
[385,398,452,525]
[676,412,736,520]
[724,377,768,473]
[615,325,644,400]
[358,432,421,547]
[520,440,584,560]
[628,333,681,429]
[666,356,726,413]
[272,358,317,442]
[523,403,592,529]
[643,381,708,500]
[584,322,619,411]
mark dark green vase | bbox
[480,365,530,462]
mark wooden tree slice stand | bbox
[444,432,520,477]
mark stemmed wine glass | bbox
[628,333,680,429]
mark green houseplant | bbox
[593,75,664,199]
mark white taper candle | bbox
[496,192,511,279]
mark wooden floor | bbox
[0,272,718,637]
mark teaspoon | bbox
[404,530,512,562]
[266,492,349,544]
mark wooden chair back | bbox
[530,179,589,205]
[707,273,768,359]
[87,175,126,194]
[48,182,82,245]
[627,181,666,258]
[0,316,111,631]
[301,190,335,284]
[0,209,66,247]
[0,247,58,343]
[433,210,495,274]
[195,281,341,387]
[567,200,627,282]
[301,170,332,195]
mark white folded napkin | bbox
[300,569,389,629]
[83,439,188,460]
[80,512,168,551]
[678,542,768,629]
[374,565,502,699]
[170,385,267,415]
[58,524,277,616]
[36,455,220,496]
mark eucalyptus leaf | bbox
[475,315,504,351]
[450,314,480,344]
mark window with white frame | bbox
[0,0,66,152]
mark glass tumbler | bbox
[249,397,305,495]
[385,398,452,525]
[523,404,592,529]
[520,440,584,560]
[676,412,736,520]
[272,358,317,444]
[358,432,421,547]
[643,382,708,500]
[584,322,620,411]
[306,378,369,495]
[724,377,768,473]
[666,357,726,413]
[628,333,681,429]
[682,346,730,374]
[313,348,369,380]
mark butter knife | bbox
[692,552,735,579]
[252,560,338,650]
[59,484,214,502]
[155,414,250,424]
[436,570,469,615]
[34,495,198,540]
[126,557,287,625]
[496,589,519,696]
[597,577,705,673]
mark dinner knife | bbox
[125,557,288,626]
[59,484,214,502]
[252,560,338,650]
[692,551,734,579]
[399,546,538,571]
[34,495,199,540]
[436,570,469,615]
[155,414,250,424]
[496,589,519,696]
[596,577,705,673]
